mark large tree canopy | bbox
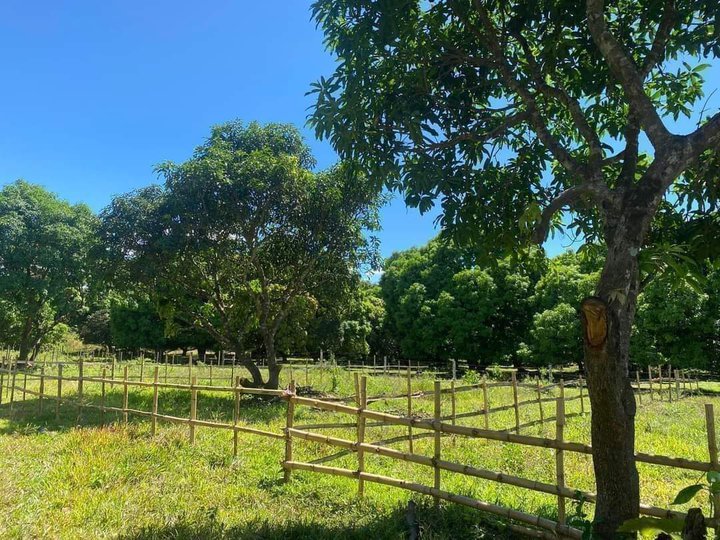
[309,0,720,534]
[0,181,95,363]
[99,121,381,388]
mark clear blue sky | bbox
[0,1,717,263]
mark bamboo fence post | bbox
[705,404,720,533]
[358,376,367,496]
[407,364,414,453]
[122,366,129,424]
[667,364,673,402]
[55,363,63,422]
[0,368,4,405]
[556,395,566,526]
[659,366,665,402]
[140,356,145,382]
[188,353,193,385]
[111,358,116,381]
[648,365,654,401]
[305,361,309,388]
[482,377,489,429]
[38,366,45,414]
[209,363,213,386]
[578,375,585,414]
[283,380,296,483]
[100,367,106,425]
[189,375,197,444]
[353,372,360,406]
[434,380,442,507]
[636,371,642,404]
[451,379,456,427]
[77,358,84,420]
[536,379,544,423]
[9,369,16,417]
[511,371,520,434]
[233,376,241,457]
[674,369,680,401]
[164,356,169,384]
[151,366,159,436]
[22,372,27,401]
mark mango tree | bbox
[309,0,720,534]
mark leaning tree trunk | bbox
[581,223,646,538]
[262,334,282,390]
[17,316,34,364]
[231,346,265,388]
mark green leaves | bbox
[671,484,705,505]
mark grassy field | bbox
[0,361,717,539]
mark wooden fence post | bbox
[636,371,642,404]
[100,367,106,425]
[151,366,159,436]
[164,356,169,384]
[22,372,27,402]
[578,375,585,414]
[122,366,129,424]
[675,369,681,401]
[358,376,367,496]
[407,365,414,453]
[189,375,197,444]
[188,353,193,385]
[209,363,213,386]
[0,368,4,405]
[283,380,296,483]
[705,404,720,533]
[482,377,489,430]
[658,366,664,401]
[38,367,45,414]
[536,379,544,424]
[233,376,241,457]
[667,364,673,402]
[56,363,63,422]
[433,380,441,507]
[511,371,520,434]
[77,358,84,420]
[451,379,456,427]
[556,395,566,526]
[9,369,16,417]
[140,356,145,382]
[648,365,654,401]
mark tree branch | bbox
[511,29,603,164]
[640,0,676,79]
[532,184,613,244]
[586,0,672,148]
[456,1,591,180]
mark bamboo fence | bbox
[0,362,711,539]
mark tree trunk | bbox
[262,333,282,390]
[17,316,34,364]
[582,233,643,538]
[234,347,265,388]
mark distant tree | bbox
[78,309,112,348]
[632,277,711,369]
[109,299,168,352]
[518,303,584,369]
[0,181,95,363]
[99,121,380,388]
[310,0,720,530]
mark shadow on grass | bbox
[117,501,527,540]
[0,388,286,435]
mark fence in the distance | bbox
[0,363,712,539]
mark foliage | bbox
[0,180,96,361]
[98,121,381,387]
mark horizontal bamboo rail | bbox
[283,461,583,539]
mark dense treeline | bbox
[1,121,718,388]
[376,239,720,372]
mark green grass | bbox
[0,361,717,539]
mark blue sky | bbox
[0,1,717,263]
